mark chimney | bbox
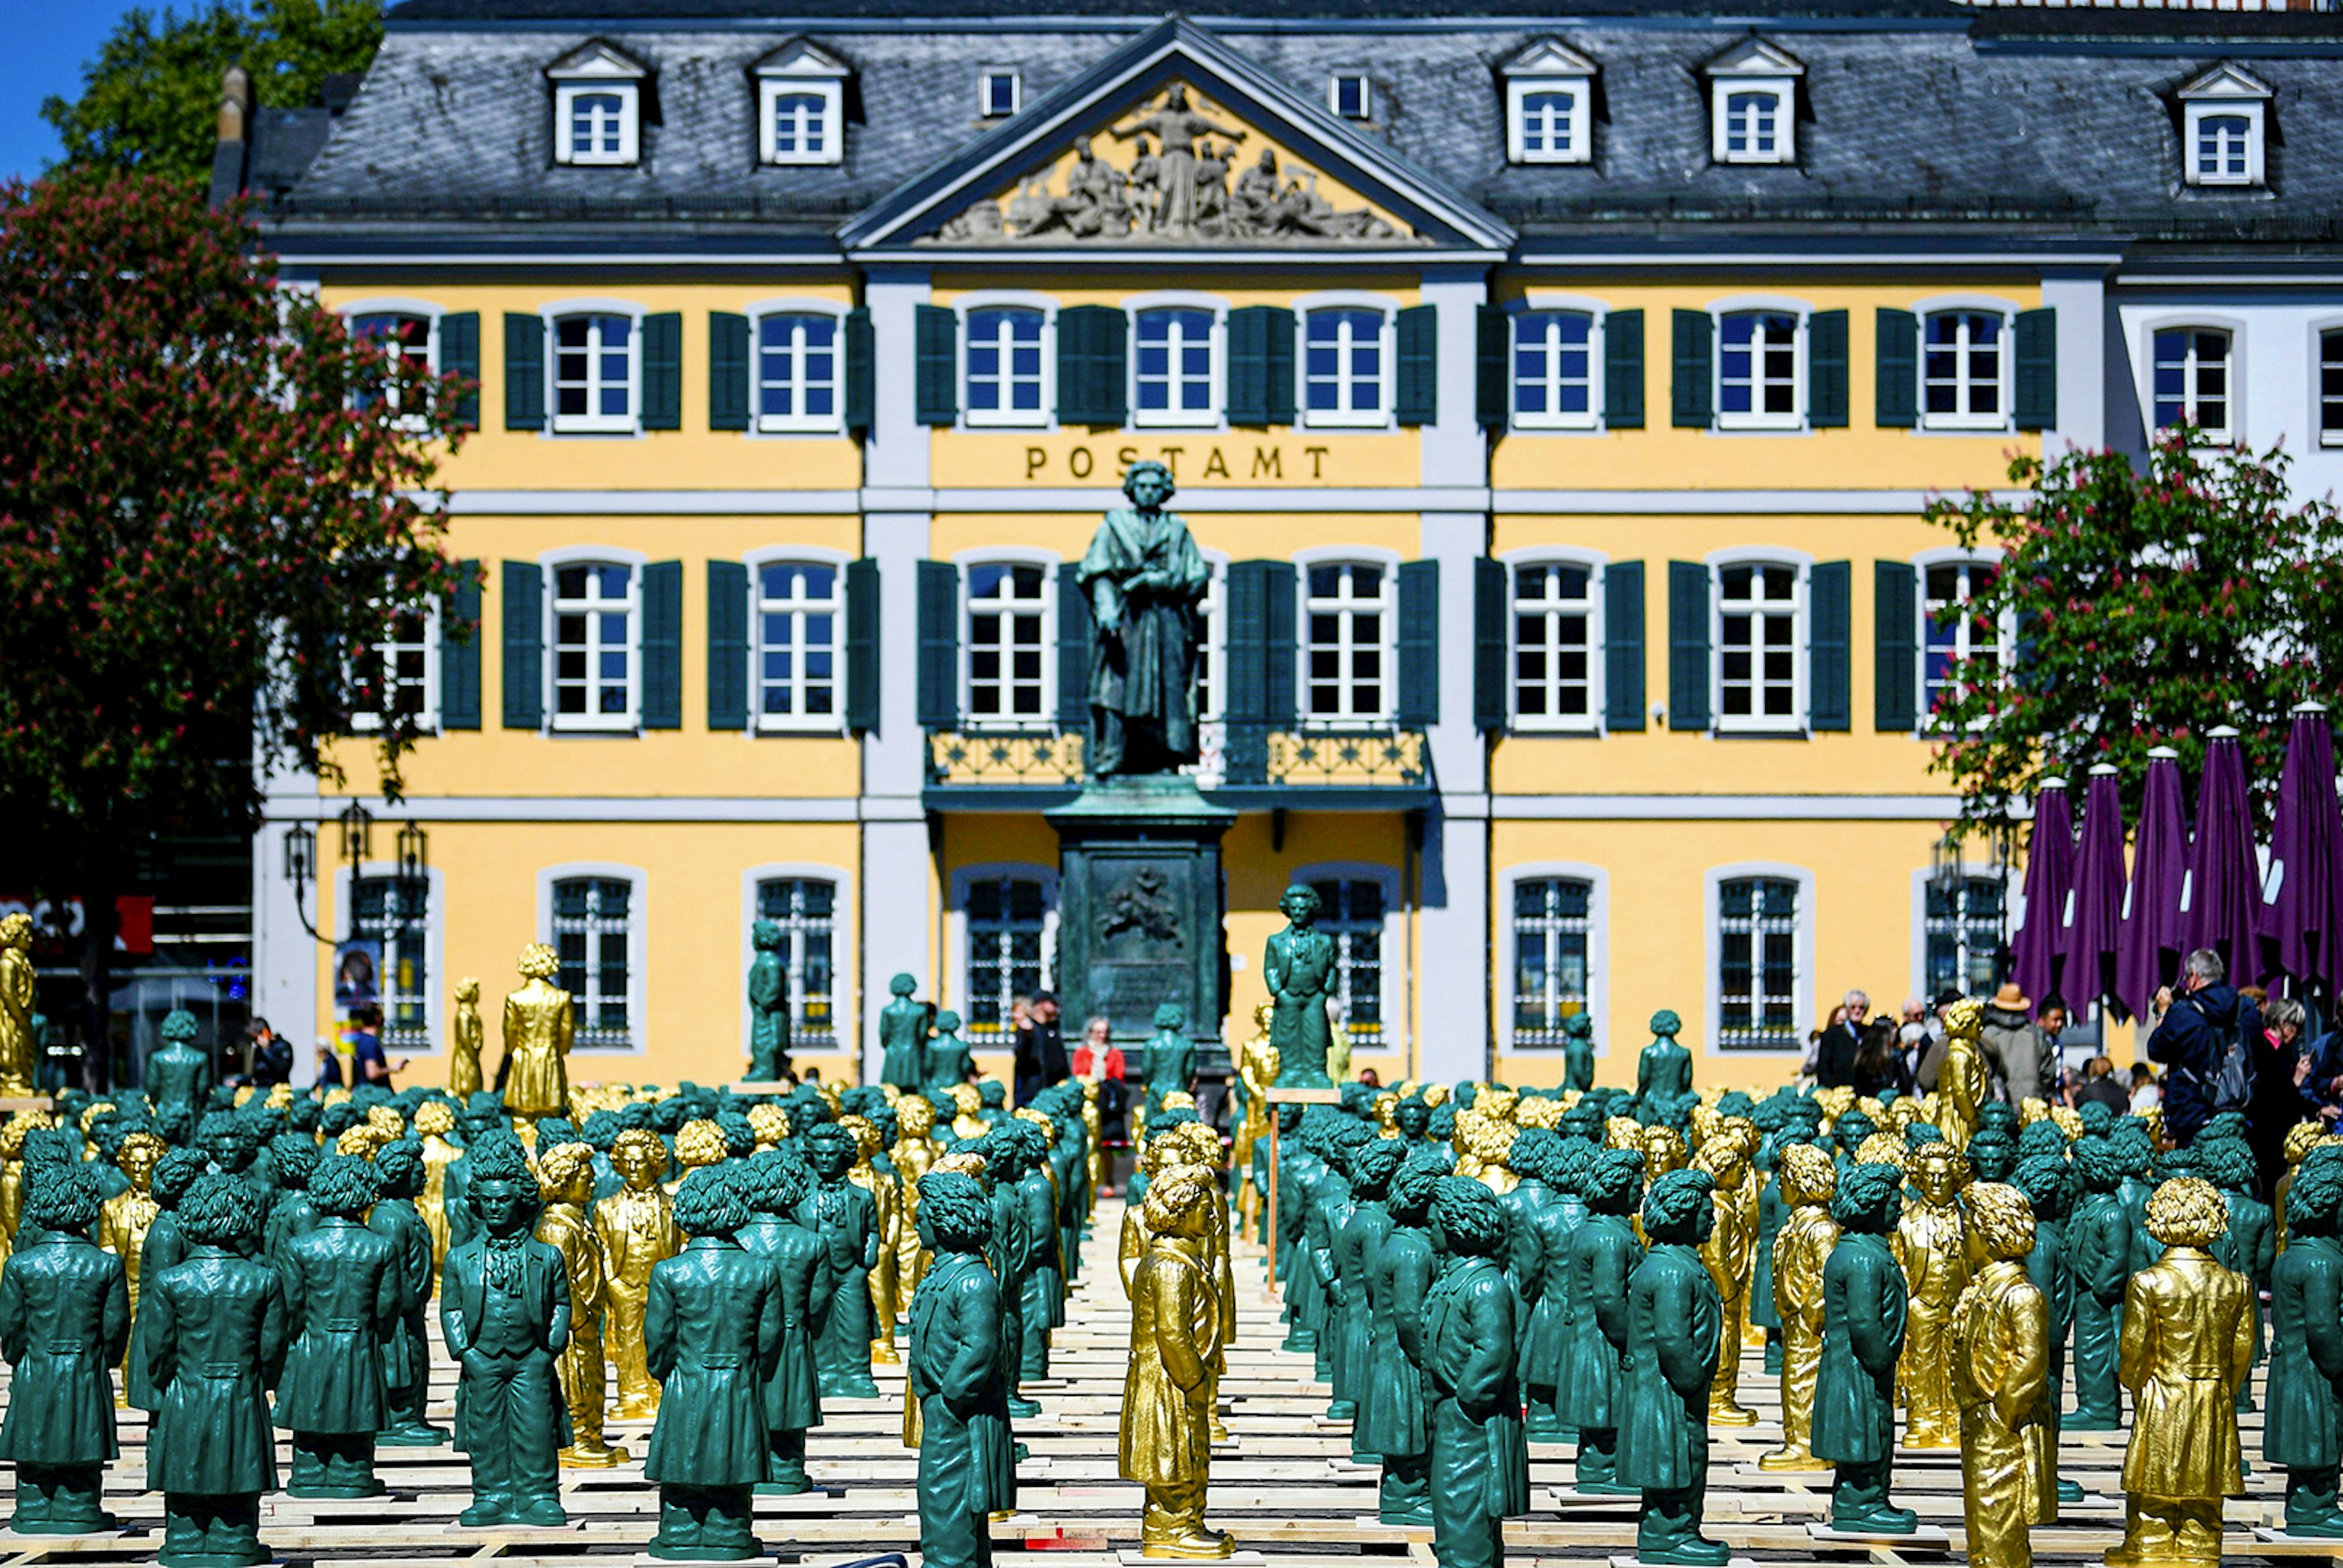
[218,65,252,146]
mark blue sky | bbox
[0,0,149,182]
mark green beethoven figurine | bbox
[1422,1178,1531,1568]
[1620,1168,1730,1566]
[924,1010,977,1091]
[644,1166,782,1561]
[746,921,790,1084]
[1560,1147,1645,1495]
[1367,1148,1444,1525]
[1265,885,1337,1088]
[909,1171,1017,1568]
[2266,1145,2343,1536]
[878,974,929,1091]
[1334,1138,1403,1464]
[277,1157,400,1497]
[795,1123,881,1400]
[1635,1010,1693,1102]
[1142,1002,1195,1129]
[2066,1135,2132,1430]
[146,1173,287,1567]
[1812,1160,1917,1533]
[441,1135,572,1528]
[126,1149,205,1419]
[738,1149,827,1494]
[145,1010,214,1131]
[0,1165,129,1533]
[367,1140,449,1447]
[1562,1015,1596,1094]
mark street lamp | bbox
[283,821,323,942]
[394,821,429,914]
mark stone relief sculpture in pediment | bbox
[928,83,1415,246]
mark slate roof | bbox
[264,3,2343,251]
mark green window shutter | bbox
[1807,309,1849,430]
[845,558,880,732]
[1473,557,1508,732]
[706,560,748,731]
[1475,306,1509,431]
[1809,560,1851,732]
[1222,559,1295,785]
[916,560,959,728]
[1670,309,1712,429]
[1264,307,1296,425]
[1603,309,1644,430]
[1875,308,1918,429]
[440,560,481,730]
[1395,559,1439,727]
[1874,561,1918,732]
[1604,560,1646,732]
[2015,307,2057,431]
[1395,303,1438,428]
[844,307,874,434]
[1056,305,1128,426]
[1667,561,1710,731]
[1226,305,1269,427]
[641,560,683,729]
[1057,561,1093,730]
[708,312,749,432]
[503,314,544,431]
[500,561,542,728]
[915,304,958,427]
[641,312,682,431]
[439,312,480,431]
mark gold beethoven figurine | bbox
[1935,998,1989,1154]
[2112,1177,2255,1568]
[1950,1182,2055,1568]
[97,1130,167,1404]
[843,1113,904,1364]
[1172,1120,1238,1445]
[412,1098,462,1278]
[448,977,484,1101]
[500,943,573,1123]
[537,1142,628,1466]
[0,914,34,1095]
[1694,1128,1758,1426]
[1895,1139,1971,1449]
[596,1126,680,1420]
[892,1097,937,1304]
[1122,1172,1232,1559]
[1758,1143,1838,1472]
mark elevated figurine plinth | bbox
[1807,1523,1952,1548]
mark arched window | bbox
[1512,311,1597,430]
[965,306,1047,426]
[2152,328,2231,439]
[963,872,1051,1040]
[754,560,841,728]
[1715,873,1803,1050]
[551,313,635,433]
[1307,874,1390,1049]
[550,561,638,730]
[1134,306,1217,426]
[754,877,837,1045]
[1303,561,1393,724]
[1303,307,1388,426]
[1921,311,2006,429]
[755,313,840,432]
[550,874,638,1049]
[1511,876,1593,1046]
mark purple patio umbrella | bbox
[2010,777,2075,1009]
[2261,702,2343,998]
[2183,725,2263,988]
[2062,764,2126,1016]
[2116,746,2189,1020]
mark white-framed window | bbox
[964,304,1049,428]
[1194,552,1229,725]
[553,83,638,166]
[2194,112,2255,185]
[1302,306,1389,428]
[1512,309,1599,430]
[959,868,1053,1041]
[1511,874,1596,1048]
[753,558,843,732]
[2178,65,2270,189]
[1134,305,1217,427]
[350,309,435,392]
[1300,869,1396,1051]
[752,40,848,167]
[1704,38,1801,166]
[1330,71,1372,120]
[1922,871,2007,1002]
[1511,558,1600,732]
[351,597,439,734]
[1719,88,1787,162]
[1718,309,1801,430]
[753,875,839,1045]
[547,870,642,1050]
[1303,559,1394,725]
[2153,326,2233,440]
[755,311,841,433]
[2322,328,2343,448]
[979,67,1021,118]
[348,874,433,1054]
[1922,310,2007,430]
[550,560,638,732]
[1921,555,2005,725]
[964,558,1051,727]
[1715,559,1802,734]
[1713,869,1807,1051]
[550,312,636,434]
[1499,40,1597,165]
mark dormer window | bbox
[1704,37,1802,167]
[979,67,1020,118]
[547,41,646,168]
[2179,63,2272,188]
[1330,71,1372,121]
[753,39,849,167]
[1500,38,1596,166]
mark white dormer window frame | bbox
[978,66,1021,118]
[2179,64,2272,189]
[1500,38,1596,167]
[1329,71,1372,121]
[547,43,647,168]
[754,40,849,167]
[1704,38,1804,167]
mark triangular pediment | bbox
[1500,38,1598,81]
[2178,62,2272,102]
[1702,37,1805,80]
[545,40,646,82]
[841,18,1511,257]
[750,39,849,82]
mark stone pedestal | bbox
[1048,776,1235,1070]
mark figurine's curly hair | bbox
[1854,1132,1907,1172]
[1546,1136,1595,1196]
[608,1126,666,1173]
[1642,1168,1716,1243]
[2008,1154,2074,1223]
[935,1148,988,1183]
[2145,1176,2228,1248]
[1831,1162,1905,1231]
[1142,1171,1209,1237]
[1434,1177,1506,1257]
[535,1142,596,1202]
[675,1119,730,1168]
[746,1148,813,1215]
[1779,1142,1838,1207]
[1172,1120,1223,1170]
[308,1156,379,1219]
[1388,1146,1450,1220]
[1347,1137,1405,1199]
[372,1139,426,1201]
[178,1173,267,1248]
[2289,1147,2343,1238]
[152,1148,208,1209]
[1505,1126,1563,1184]
[673,1165,748,1239]
[25,1163,102,1234]
[2016,1119,2070,1162]
[2070,1135,2127,1191]
[2189,1137,2256,1194]
[1965,1182,2036,1260]
[749,1103,793,1145]
[919,1171,991,1250]
[269,1133,321,1189]
[1580,1146,1647,1215]
[517,943,561,981]
[464,1133,536,1189]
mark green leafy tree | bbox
[41,0,383,185]
[1925,428,2343,832]
[0,170,469,1083]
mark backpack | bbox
[2204,998,2253,1115]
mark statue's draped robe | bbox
[1078,508,1208,775]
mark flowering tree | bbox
[0,171,469,1082]
[1925,429,2343,832]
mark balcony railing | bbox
[925,722,1428,794]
